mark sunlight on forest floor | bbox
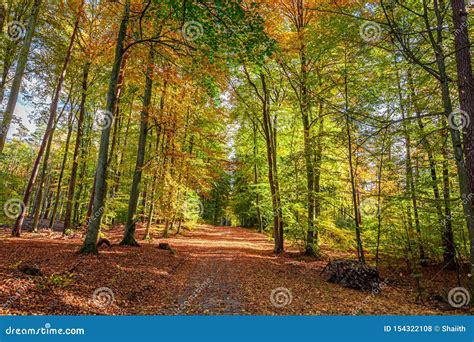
[0,225,471,315]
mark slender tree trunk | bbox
[114,96,134,195]
[299,34,315,256]
[397,68,426,262]
[49,110,74,230]
[31,131,54,233]
[252,122,263,232]
[261,74,284,253]
[343,49,365,263]
[120,46,154,246]
[144,171,158,240]
[0,0,42,153]
[313,115,323,246]
[375,129,387,268]
[441,140,456,269]
[243,67,283,253]
[63,62,90,233]
[73,123,91,226]
[80,1,130,254]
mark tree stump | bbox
[321,259,381,292]
[18,264,43,276]
[158,242,175,254]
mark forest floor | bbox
[0,224,471,315]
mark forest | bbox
[0,0,473,315]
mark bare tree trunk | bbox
[49,109,74,230]
[441,139,456,269]
[120,46,154,246]
[313,115,323,246]
[261,74,284,253]
[343,48,365,263]
[73,124,91,226]
[31,131,54,233]
[397,68,426,262]
[252,122,263,232]
[375,129,387,268]
[80,1,130,254]
[63,62,90,233]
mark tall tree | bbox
[120,45,154,246]
[63,61,90,233]
[80,0,131,254]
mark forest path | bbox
[0,224,464,315]
[162,226,250,314]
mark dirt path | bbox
[0,225,469,315]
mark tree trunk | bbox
[450,0,474,292]
[80,1,130,254]
[49,110,74,230]
[31,131,54,233]
[313,115,323,246]
[261,74,284,254]
[120,46,154,246]
[252,122,263,232]
[0,0,42,153]
[375,128,387,268]
[396,68,426,262]
[344,49,365,263]
[63,62,90,233]
[441,139,456,269]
